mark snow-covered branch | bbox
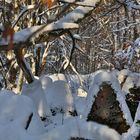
[12,5,36,28]
[0,0,101,84]
[117,0,140,10]
[0,0,101,50]
[0,23,79,50]
[58,0,101,23]
[59,0,98,7]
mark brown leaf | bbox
[2,24,14,51]
[42,0,53,8]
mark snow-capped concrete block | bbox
[84,71,133,134]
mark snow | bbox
[73,34,82,40]
[122,76,135,94]
[115,36,140,67]
[0,0,100,48]
[75,95,87,116]
[58,0,100,23]
[83,71,133,127]
[122,72,140,94]
[45,80,74,115]
[5,0,12,3]
[123,103,140,140]
[41,117,121,140]
[130,103,140,138]
[0,92,45,140]
[59,6,92,24]
[77,87,87,97]
[60,0,98,7]
[40,76,53,91]
[0,23,79,47]
[21,79,51,118]
[0,75,121,140]
[0,70,139,139]
[0,89,16,95]
[118,69,131,84]
[134,37,140,46]
[48,73,66,82]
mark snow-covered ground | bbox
[0,69,140,140]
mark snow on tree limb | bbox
[117,0,140,10]
[12,5,36,28]
[0,23,79,49]
[0,0,101,50]
[58,0,101,23]
[59,0,98,7]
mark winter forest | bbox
[1,0,140,140]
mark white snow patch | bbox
[21,79,51,118]
[0,89,15,95]
[122,72,140,94]
[75,96,87,116]
[123,103,140,140]
[48,73,66,82]
[46,80,74,115]
[40,76,53,91]
[0,92,45,138]
[40,117,121,140]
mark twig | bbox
[25,113,33,130]
[59,30,76,72]
[12,5,35,28]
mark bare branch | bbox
[0,0,101,50]
[14,48,34,83]
[59,0,98,7]
[12,5,36,28]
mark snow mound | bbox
[21,79,51,118]
[46,80,74,115]
[40,76,52,91]
[41,118,121,140]
[0,92,33,125]
[0,89,16,95]
[0,92,45,139]
[75,87,88,116]
[91,70,119,85]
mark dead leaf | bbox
[2,23,14,51]
[42,0,54,8]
